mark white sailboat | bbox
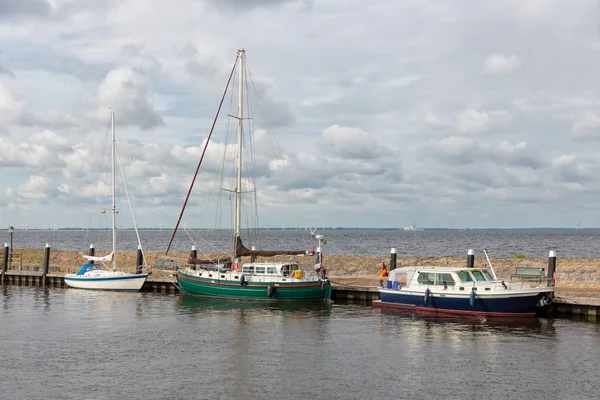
[64,110,149,291]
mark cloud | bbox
[456,108,511,135]
[571,112,600,140]
[2,0,600,229]
[0,0,53,20]
[484,53,521,74]
[94,66,163,130]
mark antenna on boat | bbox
[483,248,498,280]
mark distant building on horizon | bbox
[403,223,424,232]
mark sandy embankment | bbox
[6,248,600,300]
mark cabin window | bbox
[471,271,486,281]
[482,271,492,281]
[456,271,473,282]
[291,264,299,271]
[255,267,265,274]
[437,273,455,287]
[281,265,290,276]
[243,266,255,274]
[267,267,276,274]
[417,272,435,285]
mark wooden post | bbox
[42,243,50,285]
[136,244,143,274]
[389,248,397,271]
[250,246,256,263]
[467,249,475,268]
[1,243,8,284]
[548,250,556,286]
[89,244,95,258]
[190,245,197,270]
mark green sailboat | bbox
[168,49,331,302]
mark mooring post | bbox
[89,244,95,265]
[1,243,8,284]
[136,244,143,274]
[548,250,557,286]
[389,248,397,271]
[190,245,197,270]
[42,243,50,285]
[467,249,475,268]
[250,246,256,263]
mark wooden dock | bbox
[1,271,597,319]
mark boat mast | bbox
[234,49,244,256]
[111,109,117,272]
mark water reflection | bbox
[377,307,557,336]
[176,295,333,315]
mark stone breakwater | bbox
[4,248,600,290]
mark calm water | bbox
[5,229,600,258]
[1,286,599,400]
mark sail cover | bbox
[82,252,114,262]
[234,236,307,258]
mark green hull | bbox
[177,271,332,302]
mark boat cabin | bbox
[388,267,495,290]
[242,262,303,278]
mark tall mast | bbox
[111,109,117,271]
[234,50,244,245]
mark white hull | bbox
[64,272,148,291]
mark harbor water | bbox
[6,228,600,258]
[1,286,599,400]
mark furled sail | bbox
[234,236,307,258]
[187,256,232,265]
[82,252,114,262]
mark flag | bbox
[310,245,316,256]
[379,262,388,279]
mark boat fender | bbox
[424,288,431,304]
[240,275,245,286]
[469,288,476,307]
[267,284,275,298]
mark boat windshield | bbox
[471,270,487,281]
[481,271,493,281]
[456,270,473,282]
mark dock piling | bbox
[2,243,8,284]
[548,250,557,286]
[389,248,397,271]
[42,243,50,285]
[190,245,197,270]
[467,249,475,268]
[136,244,143,274]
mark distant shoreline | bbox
[4,227,599,231]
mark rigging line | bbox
[115,142,148,269]
[84,123,112,247]
[247,68,307,230]
[165,54,239,255]
[198,66,238,233]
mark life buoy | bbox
[424,288,431,304]
[469,288,476,307]
[240,275,245,286]
[267,284,275,298]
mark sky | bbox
[1,0,600,230]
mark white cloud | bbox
[484,53,521,74]
[571,112,600,140]
[94,66,163,130]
